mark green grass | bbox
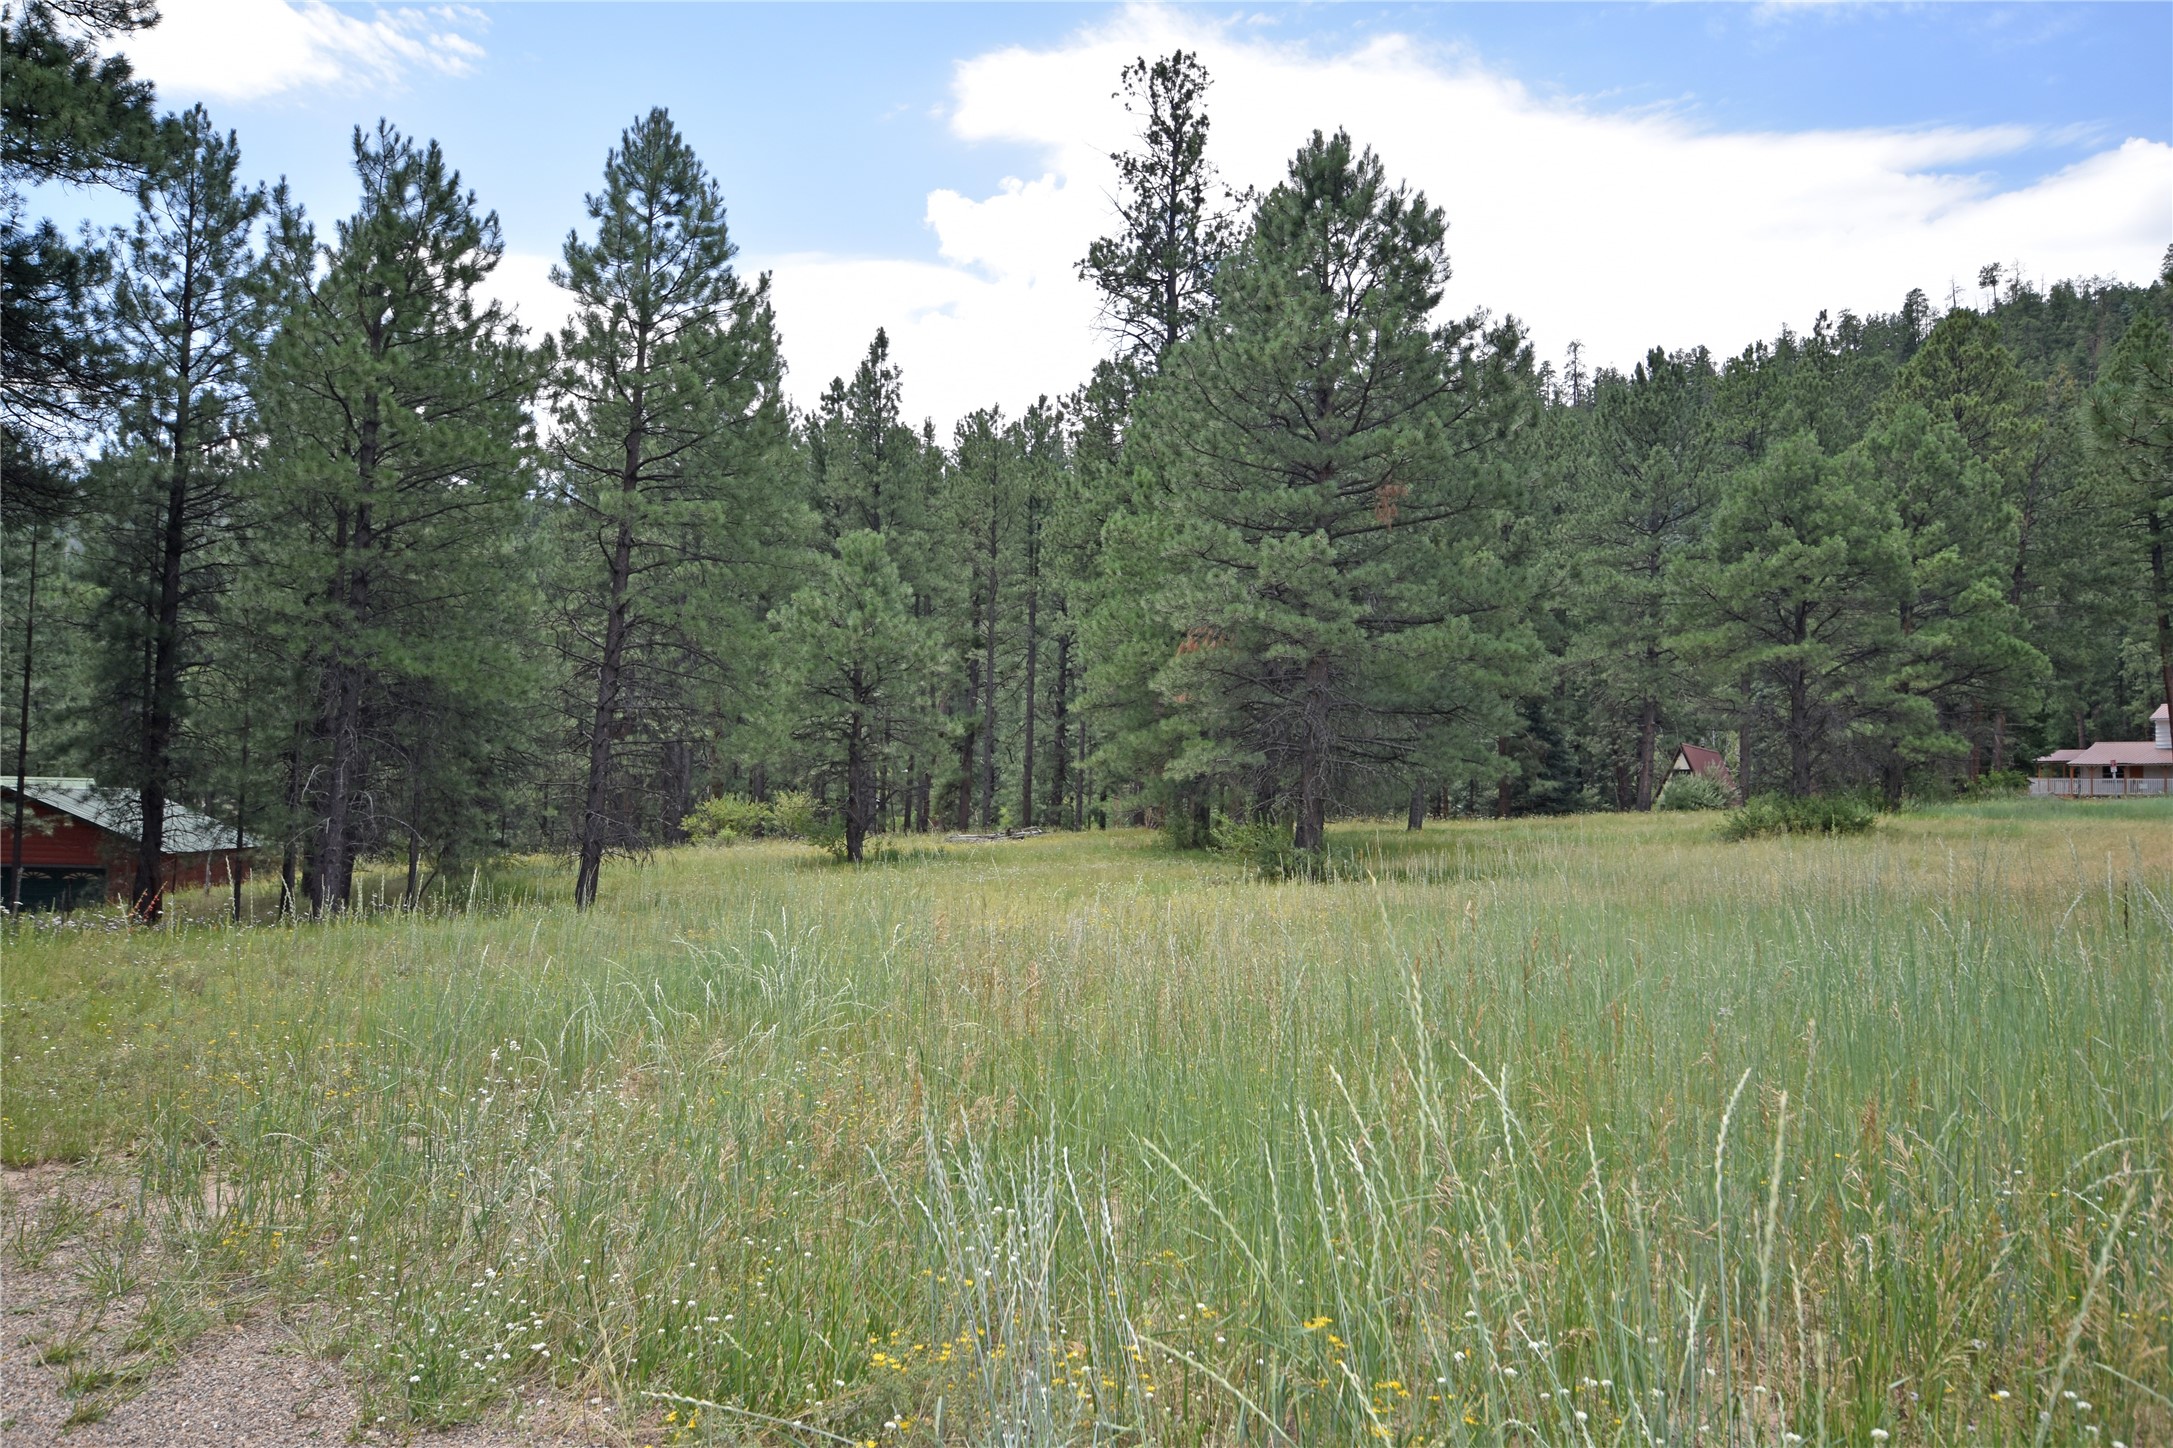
[4,802,2169,1445]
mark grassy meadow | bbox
[4,802,2170,1445]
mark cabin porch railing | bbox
[2029,776,2172,798]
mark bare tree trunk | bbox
[1293,653,1331,852]
[1407,783,1425,832]
[8,531,36,913]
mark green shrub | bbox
[1720,791,1876,841]
[1209,818,1367,881]
[1656,772,1730,811]
[767,790,817,841]
[808,817,850,862]
[1213,819,1301,878]
[681,793,771,844]
[1963,768,2030,797]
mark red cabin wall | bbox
[0,801,120,870]
[3,797,250,902]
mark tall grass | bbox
[4,803,2169,1444]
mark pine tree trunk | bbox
[1787,605,1813,796]
[8,531,36,913]
[402,759,422,909]
[978,540,999,830]
[1293,653,1331,852]
[279,727,301,918]
[1047,631,1069,824]
[1074,710,1087,829]
[1788,680,1813,797]
[232,714,248,924]
[576,513,635,910]
[1020,577,1038,827]
[315,380,380,915]
[133,315,197,923]
[1407,784,1425,831]
[845,681,868,864]
[956,660,979,832]
[1633,695,1660,811]
[316,655,363,916]
[577,370,646,911]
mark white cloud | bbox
[762,5,2171,431]
[117,0,486,103]
[482,250,567,342]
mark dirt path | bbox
[0,1167,620,1446]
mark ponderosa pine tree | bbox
[943,407,1021,830]
[550,108,790,908]
[1,0,162,513]
[771,531,937,861]
[81,107,268,919]
[2088,307,2173,719]
[1558,346,1720,809]
[1859,314,2046,767]
[1132,130,1536,851]
[254,123,538,915]
[1673,434,1909,795]
[1077,51,1243,367]
[805,330,946,828]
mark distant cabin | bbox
[1664,742,1738,798]
[0,778,254,911]
[2032,704,2172,798]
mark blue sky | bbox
[104,1,2173,425]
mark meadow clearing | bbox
[2,802,2169,1446]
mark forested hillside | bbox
[6,16,2170,916]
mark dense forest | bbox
[6,4,2171,917]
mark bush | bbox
[1963,768,2030,797]
[681,788,821,844]
[808,817,850,862]
[1157,792,1218,851]
[767,790,818,841]
[681,793,770,844]
[1210,818,1367,881]
[1656,772,1730,811]
[1214,819,1303,878]
[1720,792,1876,841]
